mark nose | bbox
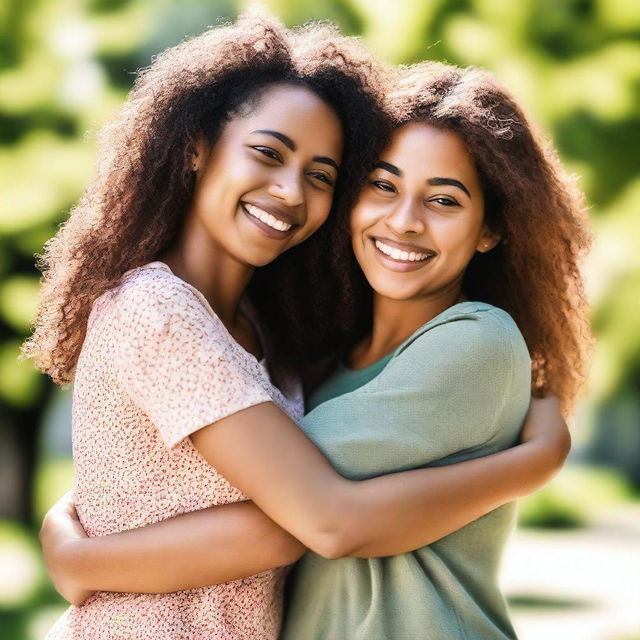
[385,197,425,235]
[268,168,304,208]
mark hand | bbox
[520,394,571,478]
[40,491,94,605]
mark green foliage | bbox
[34,458,74,522]
[519,490,588,529]
[0,340,43,407]
[0,521,66,640]
[1,0,639,634]
[519,464,634,529]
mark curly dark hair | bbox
[381,62,592,413]
[23,13,389,387]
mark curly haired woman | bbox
[281,62,592,639]
[33,16,574,640]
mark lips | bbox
[372,237,436,263]
[241,201,299,236]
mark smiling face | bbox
[351,121,499,304]
[189,83,344,267]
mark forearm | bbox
[190,399,567,561]
[344,439,561,557]
[332,396,569,558]
[54,502,305,594]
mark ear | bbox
[476,226,501,253]
[191,137,209,172]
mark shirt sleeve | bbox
[362,308,531,462]
[111,272,272,448]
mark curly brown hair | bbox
[381,62,592,413]
[22,14,388,387]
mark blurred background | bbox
[0,0,638,638]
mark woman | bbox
[28,14,391,639]
[35,21,573,640]
[282,62,591,639]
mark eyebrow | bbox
[252,130,339,171]
[374,162,471,198]
[374,160,401,176]
[428,177,471,198]
[313,156,339,171]
[251,130,296,151]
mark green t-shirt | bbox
[282,302,531,640]
[306,352,393,413]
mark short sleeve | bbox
[110,271,272,448]
[363,308,531,460]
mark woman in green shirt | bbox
[280,62,591,639]
[41,61,589,639]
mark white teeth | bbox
[374,239,431,262]
[244,203,292,232]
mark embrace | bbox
[25,13,590,640]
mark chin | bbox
[368,278,421,302]
[249,253,281,268]
[240,236,290,265]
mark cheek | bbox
[291,192,333,246]
[349,199,377,237]
[218,148,265,186]
[308,190,334,228]
[435,214,484,255]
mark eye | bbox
[308,171,335,187]
[429,196,459,207]
[371,180,396,193]
[252,146,282,162]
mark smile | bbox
[243,203,293,232]
[373,238,435,263]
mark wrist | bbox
[52,538,90,588]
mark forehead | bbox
[382,122,477,182]
[225,84,344,156]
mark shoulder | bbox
[102,263,227,341]
[113,263,198,310]
[394,302,530,372]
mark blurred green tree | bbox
[1,0,639,528]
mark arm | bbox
[47,282,563,597]
[352,394,569,556]
[189,393,567,560]
[41,494,305,605]
[189,315,562,559]
[118,276,550,559]
[42,395,565,601]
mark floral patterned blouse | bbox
[46,262,304,640]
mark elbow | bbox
[304,518,360,560]
[306,531,350,560]
[293,491,363,559]
[559,429,572,466]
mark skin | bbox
[349,121,499,366]
[41,107,570,605]
[163,82,343,351]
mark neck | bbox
[355,286,464,367]
[160,217,254,325]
